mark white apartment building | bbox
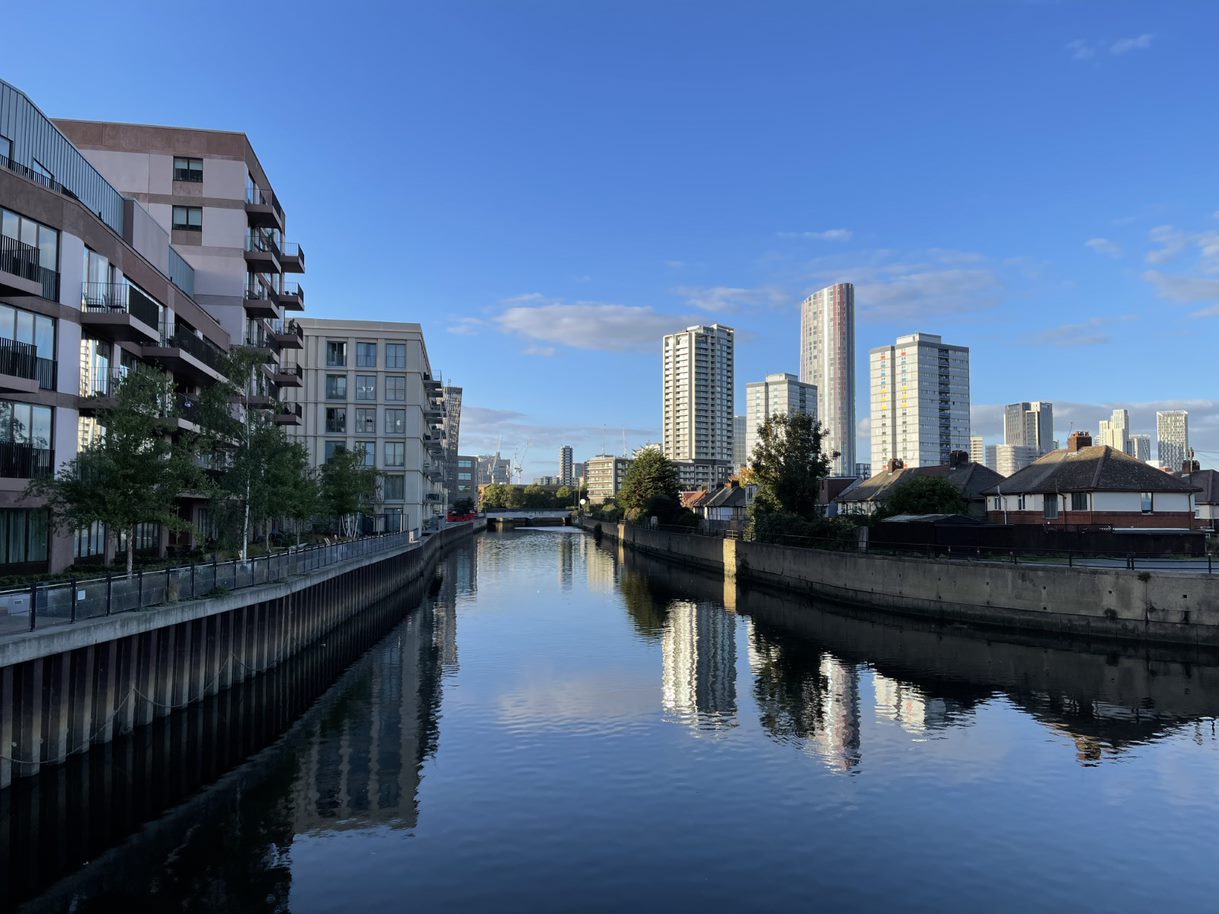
[280,319,447,537]
[969,435,985,465]
[1157,410,1189,470]
[1004,401,1054,455]
[870,333,970,469]
[662,324,734,463]
[985,444,1038,477]
[800,283,855,476]
[732,416,747,468]
[1098,408,1129,453]
[1129,433,1152,463]
[744,372,817,465]
[586,454,632,504]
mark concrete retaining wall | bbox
[0,523,475,789]
[584,518,1219,646]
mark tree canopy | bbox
[880,476,968,518]
[320,446,379,537]
[618,449,680,522]
[749,412,834,518]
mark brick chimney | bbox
[1183,459,1200,473]
[948,450,969,467]
[886,458,905,473]
[1067,432,1093,453]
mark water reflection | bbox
[661,600,737,728]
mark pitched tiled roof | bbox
[836,461,1005,504]
[986,445,1199,495]
[1179,469,1219,504]
[680,490,711,509]
[703,486,749,509]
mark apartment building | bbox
[1097,408,1129,453]
[1157,410,1189,471]
[1004,401,1054,455]
[969,436,985,465]
[800,283,855,476]
[0,79,233,573]
[56,117,306,412]
[662,324,734,463]
[985,443,1038,477]
[870,333,970,469]
[744,372,817,465]
[279,319,447,536]
[586,454,632,504]
[476,455,512,486]
[732,416,747,468]
[1128,433,1152,463]
[560,445,574,486]
[442,385,462,498]
[452,455,476,503]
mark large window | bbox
[354,408,376,434]
[356,342,377,368]
[75,520,106,559]
[354,441,376,467]
[0,399,53,478]
[385,375,406,402]
[324,441,346,463]
[355,374,376,400]
[1,207,59,285]
[386,343,406,369]
[382,475,405,501]
[118,523,160,554]
[385,409,405,435]
[172,206,202,231]
[0,136,10,161]
[1043,498,1059,520]
[384,441,405,467]
[1141,492,1154,513]
[0,303,55,389]
[325,407,346,433]
[173,157,203,182]
[325,374,347,400]
[0,508,49,567]
[326,341,347,367]
[1070,492,1089,512]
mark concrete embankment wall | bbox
[0,523,477,789]
[585,519,1219,646]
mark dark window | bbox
[1043,498,1059,520]
[74,519,106,559]
[356,342,377,368]
[325,407,346,433]
[325,374,347,400]
[0,508,49,567]
[383,475,405,500]
[1070,492,1088,512]
[0,136,11,162]
[324,440,346,463]
[173,157,203,182]
[1141,492,1153,513]
[172,206,202,231]
[386,343,406,369]
[354,441,376,467]
[326,341,347,367]
[385,375,406,402]
[354,408,376,433]
[355,374,376,401]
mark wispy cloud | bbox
[495,297,691,352]
[777,229,853,242]
[665,260,687,269]
[1085,237,1122,258]
[460,405,657,467]
[1143,271,1219,303]
[1026,317,1119,348]
[1068,34,1153,61]
[1141,217,1219,317]
[1146,225,1191,264]
[522,345,556,357]
[447,316,485,336]
[1110,33,1154,55]
[675,285,789,313]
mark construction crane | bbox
[511,439,532,483]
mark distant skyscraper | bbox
[1157,410,1190,470]
[854,462,871,479]
[1129,433,1152,463]
[986,444,1038,476]
[733,415,747,467]
[1098,408,1129,453]
[745,373,817,468]
[443,385,463,497]
[969,435,985,465]
[662,324,735,462]
[870,333,970,468]
[559,445,574,486]
[1004,401,1054,455]
[800,283,855,476]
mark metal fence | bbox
[0,530,421,633]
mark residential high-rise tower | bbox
[745,373,817,465]
[1157,410,1190,470]
[559,445,574,486]
[870,333,970,468]
[1098,408,1129,453]
[800,283,855,476]
[662,324,734,463]
[1004,401,1054,455]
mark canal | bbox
[7,528,1219,912]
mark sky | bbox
[9,0,1219,477]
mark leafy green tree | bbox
[880,476,968,518]
[28,368,198,577]
[523,483,549,509]
[749,412,834,518]
[267,438,318,545]
[555,485,574,507]
[451,496,475,515]
[619,450,680,522]
[320,446,379,537]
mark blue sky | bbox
[10,0,1219,475]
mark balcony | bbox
[143,324,228,384]
[243,232,281,272]
[80,282,161,343]
[242,334,278,363]
[0,442,53,480]
[269,319,303,349]
[0,235,44,297]
[272,363,303,387]
[273,401,302,426]
[174,392,205,431]
[0,337,40,394]
[279,281,304,311]
[243,282,280,319]
[244,186,284,232]
[79,366,127,412]
[244,390,276,409]
[279,241,305,273]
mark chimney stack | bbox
[1067,432,1093,453]
[886,457,905,473]
[948,450,969,467]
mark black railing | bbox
[282,281,304,302]
[278,401,302,419]
[0,154,63,194]
[244,282,280,304]
[160,324,226,373]
[35,357,54,390]
[81,282,161,328]
[176,393,204,425]
[245,231,281,260]
[0,442,53,479]
[173,167,203,183]
[0,234,40,285]
[0,337,37,381]
[270,319,302,339]
[274,363,303,380]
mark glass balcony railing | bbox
[81,282,161,328]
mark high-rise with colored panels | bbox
[800,283,855,476]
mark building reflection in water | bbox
[661,600,737,728]
[559,532,575,591]
[873,673,975,734]
[583,533,618,594]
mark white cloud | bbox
[447,316,485,336]
[522,345,556,357]
[1146,225,1190,264]
[1066,39,1096,61]
[496,299,689,352]
[1085,237,1122,257]
[1068,34,1153,61]
[1110,34,1153,55]
[676,285,789,313]
[1026,317,1114,347]
[665,260,687,269]
[459,405,657,471]
[1143,270,1219,303]
[778,229,853,242]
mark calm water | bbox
[12,529,1219,912]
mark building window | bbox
[325,374,347,400]
[325,407,346,433]
[383,475,405,501]
[355,374,376,400]
[0,136,10,162]
[0,400,53,478]
[386,343,406,369]
[1141,492,1153,513]
[385,375,406,402]
[1044,498,1059,520]
[356,342,377,368]
[384,508,402,533]
[1016,494,1026,511]
[173,157,203,182]
[0,508,49,566]
[354,441,376,466]
[326,341,347,367]
[354,408,376,433]
[385,409,405,435]
[384,441,405,467]
[323,440,346,463]
[31,159,53,182]
[1070,492,1089,512]
[74,520,106,559]
[172,205,202,231]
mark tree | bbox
[319,446,378,537]
[267,438,318,545]
[555,485,574,507]
[28,368,198,577]
[749,412,834,518]
[522,483,549,510]
[619,449,680,522]
[880,476,967,518]
[451,496,475,515]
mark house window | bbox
[1044,498,1059,520]
[325,374,347,400]
[354,408,376,433]
[1070,492,1089,512]
[354,441,376,467]
[356,342,377,368]
[355,374,376,400]
[325,407,346,433]
[385,409,405,434]
[1141,492,1153,513]
[172,206,202,231]
[385,375,406,402]
[323,440,346,463]
[326,341,347,367]
[386,343,406,369]
[1017,494,1026,511]
[383,475,405,500]
[173,157,203,182]
[384,441,405,467]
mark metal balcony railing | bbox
[244,231,281,260]
[0,337,37,381]
[81,282,162,328]
[0,234,56,301]
[0,154,63,194]
[0,442,53,479]
[159,324,227,373]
